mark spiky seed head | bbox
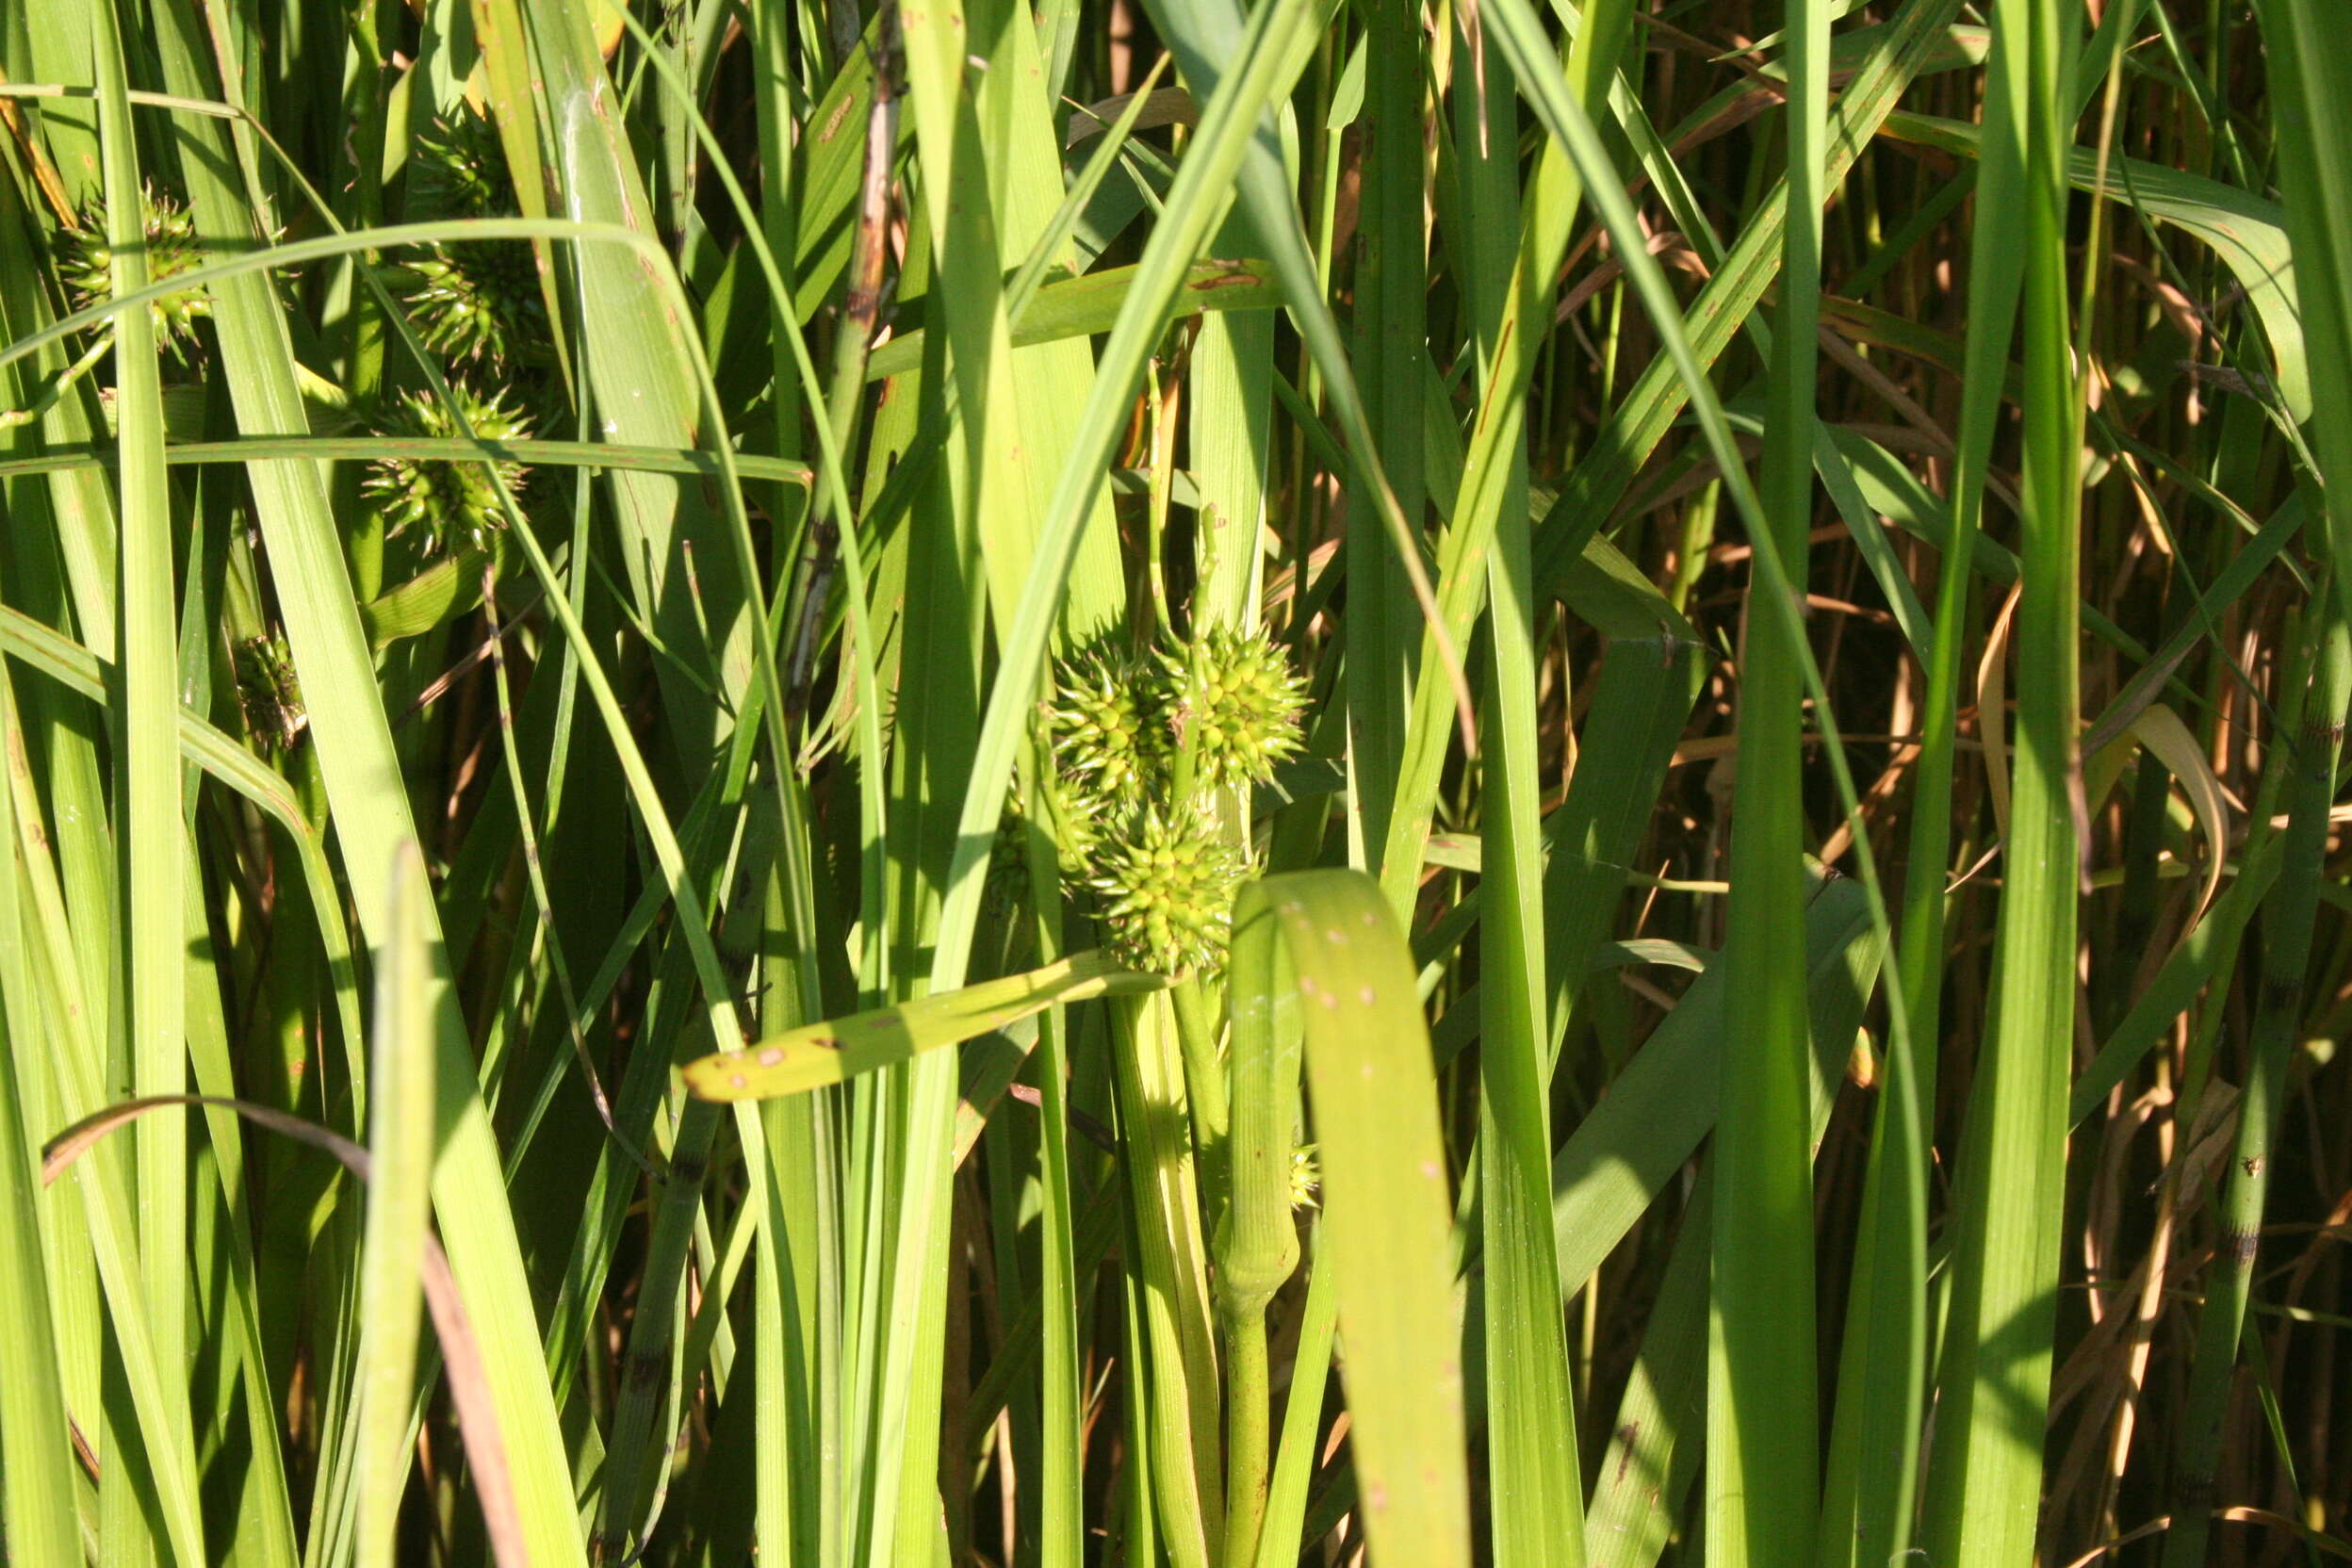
[1049,644,1171,799]
[392,105,543,368]
[407,109,512,219]
[56,184,211,363]
[1037,765,1110,868]
[393,243,545,370]
[362,383,532,555]
[1158,625,1309,787]
[1089,804,1242,977]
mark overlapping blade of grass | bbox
[1539,549,1706,1060]
[177,856,301,1568]
[1585,1178,1710,1568]
[872,0,1158,1537]
[1817,9,2025,1565]
[866,0,1054,1552]
[351,846,434,1568]
[1919,0,2083,1560]
[2158,3,2352,1552]
[0,654,83,1568]
[1707,0,1832,1559]
[964,0,1132,640]
[118,37,588,1568]
[0,606,365,1048]
[492,0,760,777]
[1235,871,1473,1568]
[2162,606,2348,1568]
[1449,35,1590,1568]
[861,5,1344,1535]
[0,157,124,1408]
[89,16,194,1568]
[1137,0,1472,735]
[1381,0,1636,922]
[1885,110,2305,425]
[2255,2,2352,625]
[1379,25,1621,908]
[1527,0,1968,594]
[469,8,840,1546]
[1484,0,1924,1306]
[591,19,897,1553]
[1551,871,1875,1294]
[0,640,205,1566]
[1587,875,1887,1568]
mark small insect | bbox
[234,632,307,754]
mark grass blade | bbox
[1919,2,2083,1559]
[1235,870,1472,1568]
[351,846,435,1568]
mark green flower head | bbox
[56,184,210,364]
[408,108,513,220]
[1089,804,1243,977]
[362,383,532,555]
[393,244,545,371]
[393,106,544,369]
[1049,643,1172,799]
[1158,625,1309,788]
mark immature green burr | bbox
[1049,644,1171,798]
[392,110,546,369]
[1088,804,1244,976]
[1158,624,1310,787]
[362,383,531,555]
[56,184,211,362]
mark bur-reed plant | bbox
[1,0,2349,1564]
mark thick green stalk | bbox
[1109,990,1222,1568]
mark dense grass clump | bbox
[1,1,2348,1565]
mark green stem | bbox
[2162,594,2349,1568]
[1171,975,1230,1208]
[1221,1314,1273,1566]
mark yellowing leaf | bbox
[679,951,1165,1102]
